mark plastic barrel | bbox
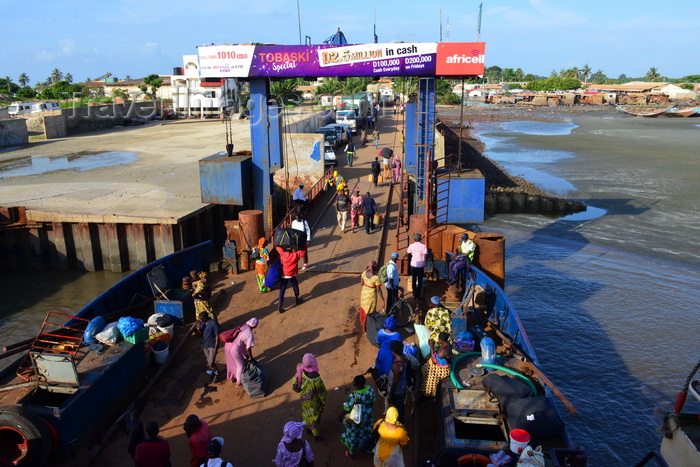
[373,213,383,226]
[152,341,169,364]
[509,429,530,454]
[358,214,365,227]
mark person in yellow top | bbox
[372,406,409,467]
[327,170,346,193]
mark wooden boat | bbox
[0,241,211,466]
[430,264,587,465]
[666,106,700,117]
[616,104,674,117]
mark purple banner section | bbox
[250,44,437,77]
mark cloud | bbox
[59,39,76,56]
[35,49,56,62]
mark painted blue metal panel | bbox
[198,153,252,205]
[404,103,417,176]
[268,104,283,169]
[437,173,485,224]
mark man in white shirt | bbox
[384,252,400,312]
[291,214,311,270]
[292,183,307,212]
[406,233,428,300]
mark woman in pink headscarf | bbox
[392,153,401,183]
[272,421,315,467]
[224,318,259,386]
[291,353,328,441]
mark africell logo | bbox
[436,42,486,75]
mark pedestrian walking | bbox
[361,191,377,234]
[200,437,233,467]
[345,140,355,167]
[350,188,362,233]
[224,318,258,385]
[336,188,351,233]
[275,245,307,313]
[340,375,377,459]
[273,421,314,467]
[388,340,408,424]
[406,233,428,300]
[346,128,352,142]
[124,399,145,460]
[292,353,328,441]
[384,252,400,312]
[373,128,380,148]
[372,406,409,466]
[197,312,220,383]
[291,214,311,270]
[134,421,171,467]
[327,170,346,193]
[183,415,211,467]
[371,157,381,187]
[292,183,307,213]
[359,260,385,332]
[381,147,393,180]
[392,153,402,184]
[254,237,270,293]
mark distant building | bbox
[171,55,240,118]
[100,76,173,100]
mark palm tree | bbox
[341,77,371,95]
[64,73,73,84]
[17,73,30,88]
[269,78,302,107]
[393,77,418,102]
[4,76,11,94]
[645,67,660,82]
[315,77,344,96]
[50,68,63,84]
[580,64,591,84]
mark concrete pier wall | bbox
[0,119,29,146]
[0,205,236,272]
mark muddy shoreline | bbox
[436,104,618,199]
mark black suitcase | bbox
[274,227,307,249]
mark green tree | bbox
[125,75,132,80]
[393,77,418,102]
[514,68,524,81]
[591,69,607,84]
[315,77,344,96]
[17,73,30,88]
[37,81,84,100]
[269,78,303,106]
[64,73,73,84]
[49,68,63,84]
[138,74,163,101]
[682,74,700,82]
[4,76,11,94]
[16,87,36,99]
[680,83,694,91]
[645,67,660,82]
[112,88,130,101]
[340,77,371,95]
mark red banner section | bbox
[436,42,486,76]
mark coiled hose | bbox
[450,352,538,395]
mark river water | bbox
[464,111,700,465]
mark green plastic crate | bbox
[124,327,149,344]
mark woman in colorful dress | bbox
[192,271,215,320]
[292,353,328,441]
[254,237,270,293]
[373,406,410,467]
[224,318,258,385]
[340,375,376,459]
[273,421,315,467]
[359,260,385,332]
[420,332,453,398]
[350,188,363,233]
[392,153,401,184]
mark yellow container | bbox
[367,174,373,182]
[358,214,365,227]
[373,213,383,226]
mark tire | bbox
[390,300,413,327]
[0,405,53,466]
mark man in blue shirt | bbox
[198,312,220,383]
[384,252,400,312]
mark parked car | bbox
[324,142,337,166]
[325,123,349,144]
[316,126,338,149]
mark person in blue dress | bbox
[375,316,402,375]
[340,375,376,458]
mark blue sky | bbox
[1,0,698,85]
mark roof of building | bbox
[587,82,667,92]
[99,76,172,87]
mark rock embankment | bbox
[436,108,588,215]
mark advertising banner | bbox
[197,42,485,78]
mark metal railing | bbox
[273,166,335,234]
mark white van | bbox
[8,102,36,116]
[31,102,60,113]
[336,110,357,133]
